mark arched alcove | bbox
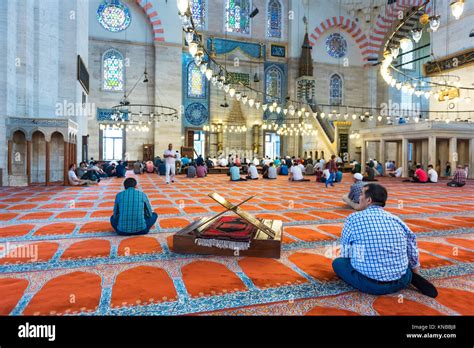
[50,132,65,183]
[11,131,27,176]
[31,131,46,183]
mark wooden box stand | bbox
[173,193,283,259]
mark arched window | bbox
[329,74,343,106]
[190,0,207,30]
[188,62,206,98]
[267,0,282,38]
[103,49,125,92]
[265,67,282,103]
[402,39,414,70]
[225,0,251,35]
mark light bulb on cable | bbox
[450,0,464,20]
[429,15,441,32]
[177,0,190,15]
[411,28,423,43]
[399,37,411,51]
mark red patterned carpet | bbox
[0,173,473,316]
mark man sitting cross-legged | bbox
[447,165,467,187]
[332,183,438,297]
[342,173,364,210]
[110,178,158,236]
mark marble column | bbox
[27,140,31,185]
[402,137,409,177]
[45,141,50,186]
[361,140,366,168]
[428,136,436,167]
[449,137,458,170]
[469,138,474,179]
[379,140,386,174]
[7,140,12,175]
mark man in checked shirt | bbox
[332,183,437,297]
[110,178,158,235]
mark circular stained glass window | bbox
[325,33,347,59]
[97,0,131,32]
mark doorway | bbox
[265,132,281,160]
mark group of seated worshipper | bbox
[68,163,100,186]
[110,178,158,235]
[103,160,127,178]
[133,160,156,175]
[333,183,438,298]
[186,162,208,178]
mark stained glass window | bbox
[188,62,206,98]
[329,74,343,106]
[103,49,124,92]
[267,0,282,38]
[190,0,207,30]
[265,67,282,103]
[326,33,347,58]
[97,0,131,32]
[225,0,251,35]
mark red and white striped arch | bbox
[135,0,165,42]
[308,16,371,63]
[367,0,432,61]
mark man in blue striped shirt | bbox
[110,178,158,235]
[333,183,437,297]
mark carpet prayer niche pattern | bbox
[0,174,473,316]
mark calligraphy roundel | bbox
[325,33,347,59]
[185,103,208,126]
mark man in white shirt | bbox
[297,161,305,172]
[246,163,259,180]
[289,163,309,182]
[389,166,403,178]
[218,157,228,167]
[427,164,438,183]
[252,157,260,166]
[164,143,177,184]
[68,164,97,186]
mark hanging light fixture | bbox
[390,46,400,58]
[429,15,441,32]
[399,37,411,51]
[411,28,423,43]
[189,41,199,57]
[450,0,464,20]
[177,0,190,15]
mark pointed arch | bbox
[309,16,370,62]
[135,0,165,42]
[367,0,432,61]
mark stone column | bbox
[27,140,31,185]
[7,140,12,175]
[45,141,50,186]
[428,136,436,167]
[379,140,385,174]
[64,141,69,185]
[361,140,366,168]
[469,138,474,179]
[402,137,409,177]
[449,137,458,170]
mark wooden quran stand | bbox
[173,193,283,259]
